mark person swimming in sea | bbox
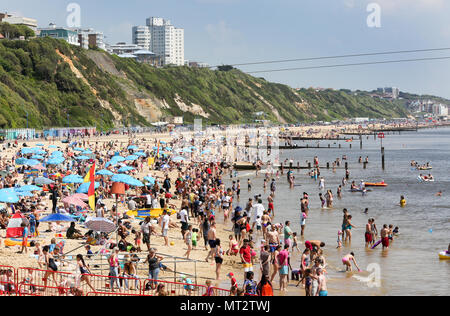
[400,196,406,207]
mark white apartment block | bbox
[145,17,185,66]
[75,28,105,50]
[132,26,151,51]
[1,15,38,32]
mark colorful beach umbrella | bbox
[63,174,84,184]
[111,174,144,187]
[23,159,40,167]
[0,188,20,203]
[118,166,135,173]
[62,196,88,208]
[125,155,139,161]
[15,158,28,165]
[34,177,54,185]
[47,157,65,165]
[144,176,156,185]
[16,185,42,192]
[85,217,116,233]
[39,213,76,223]
[97,169,114,176]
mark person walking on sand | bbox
[184,225,193,259]
[76,254,95,292]
[161,210,170,247]
[214,239,224,280]
[277,244,290,292]
[205,222,217,262]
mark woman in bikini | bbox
[76,254,95,292]
[42,245,59,288]
[342,252,361,272]
[270,245,281,283]
[226,235,239,257]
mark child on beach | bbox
[131,229,142,252]
[319,193,326,209]
[85,245,93,259]
[184,225,193,259]
[227,272,238,289]
[292,232,300,252]
[191,228,198,250]
[337,231,343,249]
[297,268,312,296]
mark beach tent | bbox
[6,212,26,238]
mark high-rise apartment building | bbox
[132,26,151,51]
[147,17,184,66]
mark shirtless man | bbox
[205,222,217,262]
[308,240,326,251]
[267,226,280,256]
[365,219,373,248]
[380,224,390,250]
[261,211,271,240]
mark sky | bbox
[2,0,450,98]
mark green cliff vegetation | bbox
[0,28,422,129]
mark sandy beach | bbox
[0,120,446,296]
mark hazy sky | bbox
[2,0,450,98]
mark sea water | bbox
[227,127,450,296]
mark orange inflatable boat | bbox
[365,182,388,187]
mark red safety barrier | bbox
[79,273,142,296]
[3,266,231,296]
[141,278,231,297]
[211,287,232,297]
[86,291,152,297]
[0,265,18,296]
[17,267,75,293]
[142,278,206,296]
[18,284,74,296]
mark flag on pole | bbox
[84,164,94,183]
[87,163,96,211]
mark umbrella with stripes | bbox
[85,217,116,233]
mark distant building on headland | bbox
[38,24,79,46]
[409,99,449,119]
[0,12,38,33]
[106,43,161,66]
[107,42,144,55]
[185,61,210,68]
[164,116,184,125]
[37,24,105,50]
[76,28,105,50]
[376,87,400,99]
[132,17,185,66]
[132,25,151,51]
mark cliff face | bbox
[0,37,412,129]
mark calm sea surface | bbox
[228,127,450,296]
